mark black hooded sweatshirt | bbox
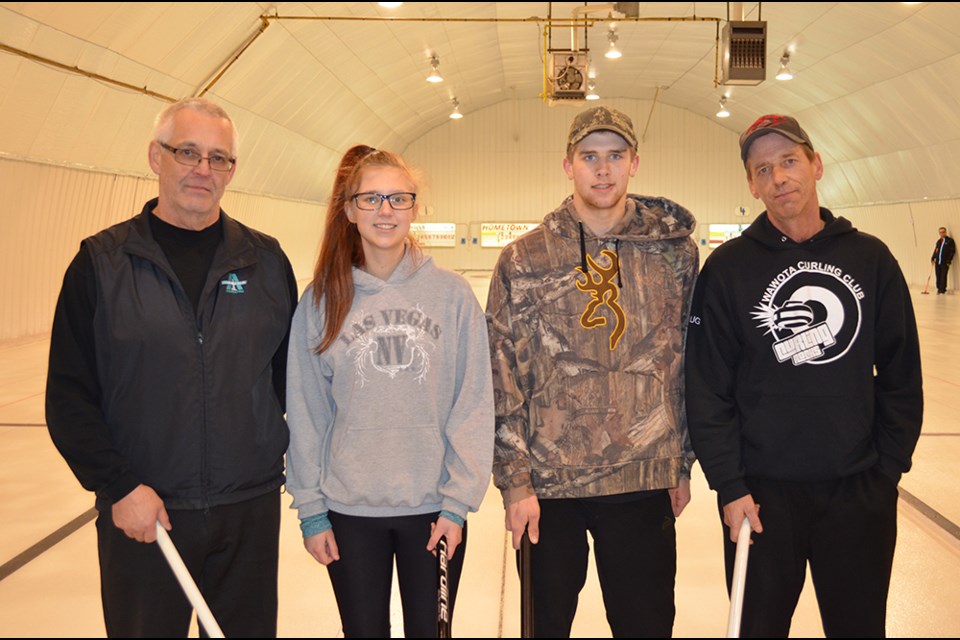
[685,208,923,506]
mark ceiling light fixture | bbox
[449,98,463,120]
[426,54,443,83]
[586,80,600,100]
[605,27,622,60]
[775,52,794,81]
[378,2,404,7]
[716,96,731,118]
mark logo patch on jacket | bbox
[221,273,247,294]
[575,249,625,350]
[751,261,864,366]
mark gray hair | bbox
[153,98,239,157]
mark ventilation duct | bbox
[614,2,639,18]
[721,21,767,85]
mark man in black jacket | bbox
[685,114,923,637]
[46,98,297,637]
[932,226,955,294]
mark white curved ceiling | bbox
[0,2,957,206]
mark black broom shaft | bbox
[520,530,534,638]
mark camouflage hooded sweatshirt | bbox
[487,194,699,506]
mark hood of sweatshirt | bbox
[351,244,432,294]
[543,194,697,243]
[542,194,697,281]
[742,208,855,250]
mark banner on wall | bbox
[480,222,540,248]
[708,223,749,249]
[410,222,456,247]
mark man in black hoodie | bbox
[685,114,923,637]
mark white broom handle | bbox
[726,517,752,638]
[155,522,226,638]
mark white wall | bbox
[406,98,960,291]
[836,199,960,291]
[0,157,323,341]
[404,97,757,272]
[4,97,957,341]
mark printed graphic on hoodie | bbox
[575,249,625,350]
[341,305,440,385]
[751,261,864,366]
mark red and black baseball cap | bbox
[739,114,814,162]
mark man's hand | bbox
[111,484,169,543]
[722,494,762,543]
[668,477,692,517]
[505,495,540,550]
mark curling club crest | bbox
[751,261,864,366]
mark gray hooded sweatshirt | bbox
[285,249,494,522]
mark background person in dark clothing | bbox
[685,114,923,637]
[932,226,955,294]
[45,98,297,638]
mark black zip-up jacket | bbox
[685,208,923,506]
[931,235,955,266]
[46,200,297,511]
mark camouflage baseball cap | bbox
[739,114,814,162]
[567,106,638,151]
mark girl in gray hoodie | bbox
[285,145,494,637]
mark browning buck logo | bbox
[575,249,625,350]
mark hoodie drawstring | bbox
[579,222,622,289]
[614,238,622,288]
[579,221,587,274]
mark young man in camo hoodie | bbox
[486,106,699,637]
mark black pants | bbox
[524,492,677,638]
[935,262,951,293]
[326,511,466,638]
[97,490,280,638]
[723,469,898,638]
